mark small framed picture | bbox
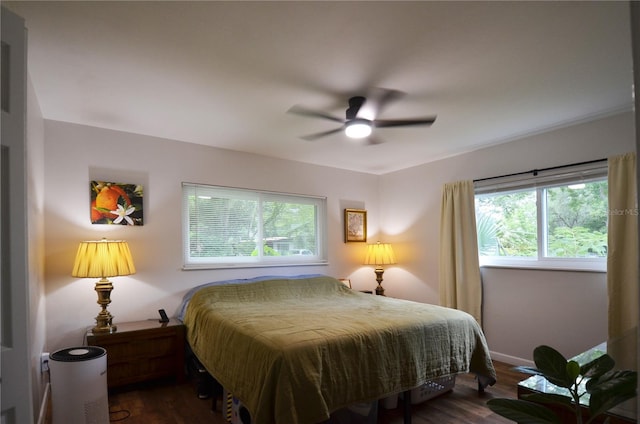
[338,278,352,289]
[344,208,367,243]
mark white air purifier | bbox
[49,346,109,424]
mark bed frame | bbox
[179,276,495,424]
[186,345,436,424]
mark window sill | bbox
[183,261,329,270]
[480,259,606,273]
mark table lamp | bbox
[363,241,397,296]
[71,238,135,333]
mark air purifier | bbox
[49,346,109,424]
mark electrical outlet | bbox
[40,352,49,373]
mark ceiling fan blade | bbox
[300,127,344,141]
[364,135,385,145]
[288,105,345,123]
[357,88,405,120]
[374,116,437,128]
[373,88,405,114]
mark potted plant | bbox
[487,345,637,424]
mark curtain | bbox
[439,180,483,324]
[607,152,638,370]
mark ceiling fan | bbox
[288,89,437,143]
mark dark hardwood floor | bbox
[102,361,524,424]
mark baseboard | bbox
[36,382,50,424]
[490,350,534,368]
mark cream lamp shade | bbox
[72,238,135,334]
[363,242,396,296]
[363,242,397,266]
[72,239,135,278]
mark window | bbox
[182,183,327,269]
[474,164,607,271]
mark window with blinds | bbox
[182,183,327,269]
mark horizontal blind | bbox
[182,183,327,268]
[185,184,259,261]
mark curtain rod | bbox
[473,158,607,183]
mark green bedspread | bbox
[183,275,496,424]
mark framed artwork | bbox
[90,181,144,225]
[338,278,352,289]
[344,208,367,242]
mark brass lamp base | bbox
[93,312,117,334]
[374,267,386,296]
[93,277,117,334]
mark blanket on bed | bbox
[183,275,496,424]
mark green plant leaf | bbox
[487,399,561,423]
[589,390,637,421]
[487,345,637,424]
[581,354,615,379]
[567,360,581,381]
[534,345,574,388]
[587,370,637,419]
[587,370,637,394]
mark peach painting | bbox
[91,181,143,225]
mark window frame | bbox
[182,182,328,269]
[474,164,608,272]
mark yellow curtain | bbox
[439,180,483,324]
[607,152,638,370]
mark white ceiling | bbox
[5,1,634,175]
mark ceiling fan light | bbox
[345,120,372,139]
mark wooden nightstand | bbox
[86,318,185,389]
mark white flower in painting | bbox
[111,204,136,225]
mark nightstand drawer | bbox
[107,355,179,387]
[102,335,179,361]
[87,319,185,388]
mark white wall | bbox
[26,77,47,421]
[379,111,635,364]
[43,111,635,364]
[43,120,380,351]
[481,267,606,364]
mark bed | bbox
[179,275,496,424]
